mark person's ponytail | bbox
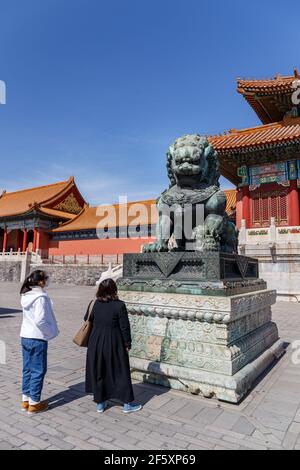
[20,275,33,294]
[20,270,48,295]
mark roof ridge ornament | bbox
[28,200,40,209]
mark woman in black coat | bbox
[85,278,141,414]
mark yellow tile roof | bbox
[53,191,237,232]
[0,177,78,218]
[237,74,298,95]
[209,120,300,152]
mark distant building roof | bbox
[225,189,236,216]
[53,190,237,232]
[0,176,85,219]
[53,199,158,232]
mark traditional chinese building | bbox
[0,177,86,257]
[209,70,300,230]
[208,70,300,299]
[49,199,158,256]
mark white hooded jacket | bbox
[20,287,59,341]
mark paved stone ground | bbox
[0,282,300,450]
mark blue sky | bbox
[0,0,299,204]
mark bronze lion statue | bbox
[143,134,238,253]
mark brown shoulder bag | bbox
[73,300,96,347]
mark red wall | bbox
[7,230,23,251]
[48,237,156,256]
[38,229,51,257]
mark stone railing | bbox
[0,250,42,264]
[0,249,27,261]
[96,263,123,286]
[239,219,300,251]
[43,253,123,266]
[30,254,124,287]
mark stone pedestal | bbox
[118,253,285,403]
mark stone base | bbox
[130,339,285,403]
[118,252,265,296]
[119,288,285,403]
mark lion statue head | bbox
[166,134,220,188]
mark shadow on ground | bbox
[0,308,22,318]
[132,381,169,406]
[47,380,169,410]
[48,382,86,409]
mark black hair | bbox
[96,278,119,302]
[20,270,49,295]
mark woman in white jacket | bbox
[20,270,59,414]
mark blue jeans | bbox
[21,338,48,403]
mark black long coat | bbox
[85,299,134,404]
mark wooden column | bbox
[33,228,38,252]
[22,229,28,252]
[36,229,40,251]
[2,229,8,252]
[288,180,300,226]
[236,188,243,229]
[242,186,251,228]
